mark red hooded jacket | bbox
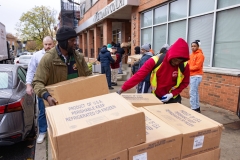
[121,38,190,98]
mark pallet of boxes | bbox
[44,76,223,160]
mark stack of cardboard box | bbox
[45,76,223,160]
[46,93,146,160]
[121,94,222,160]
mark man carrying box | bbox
[33,26,91,107]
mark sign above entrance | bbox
[93,0,124,23]
[76,0,139,33]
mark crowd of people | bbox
[26,25,205,145]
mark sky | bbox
[0,0,61,35]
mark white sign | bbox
[193,135,204,150]
[133,152,147,160]
[93,0,124,23]
[75,0,139,33]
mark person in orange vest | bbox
[149,44,154,55]
[117,38,190,104]
[188,40,205,113]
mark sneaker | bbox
[109,87,114,90]
[118,72,123,74]
[37,133,46,144]
[112,83,117,86]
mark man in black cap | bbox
[33,26,92,106]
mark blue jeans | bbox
[101,66,111,87]
[38,98,47,133]
[118,61,123,74]
[190,76,202,109]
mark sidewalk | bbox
[35,80,240,160]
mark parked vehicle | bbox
[0,64,36,146]
[16,52,29,57]
[0,22,13,64]
[15,55,32,69]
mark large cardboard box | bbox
[122,93,163,107]
[182,148,221,160]
[128,108,182,160]
[145,104,223,159]
[46,93,146,160]
[101,149,128,160]
[44,75,109,107]
[127,55,142,65]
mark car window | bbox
[0,72,12,89]
[17,67,26,83]
[20,56,32,59]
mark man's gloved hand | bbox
[116,89,123,95]
[160,93,173,102]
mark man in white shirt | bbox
[26,36,54,143]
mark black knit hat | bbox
[56,26,77,42]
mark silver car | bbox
[15,55,33,69]
[0,64,36,146]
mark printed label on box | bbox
[193,135,204,150]
[133,152,147,160]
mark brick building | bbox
[76,0,240,115]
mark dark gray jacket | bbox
[97,47,115,67]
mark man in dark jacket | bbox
[97,45,115,89]
[116,43,125,74]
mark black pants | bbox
[166,95,182,104]
[157,95,182,104]
[101,66,111,87]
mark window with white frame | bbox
[112,29,121,44]
[140,0,240,70]
[213,7,240,69]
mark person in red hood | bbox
[117,38,190,104]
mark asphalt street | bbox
[0,137,36,160]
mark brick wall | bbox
[181,72,240,112]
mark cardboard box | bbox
[182,148,221,160]
[44,75,109,107]
[127,55,142,65]
[46,93,146,160]
[145,104,223,159]
[84,57,89,62]
[128,108,182,160]
[101,149,128,160]
[111,55,117,61]
[89,58,97,63]
[122,93,163,107]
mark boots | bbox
[193,107,201,113]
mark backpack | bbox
[152,53,185,73]
[132,53,186,75]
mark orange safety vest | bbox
[150,55,187,98]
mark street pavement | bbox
[33,80,240,160]
[0,136,36,160]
